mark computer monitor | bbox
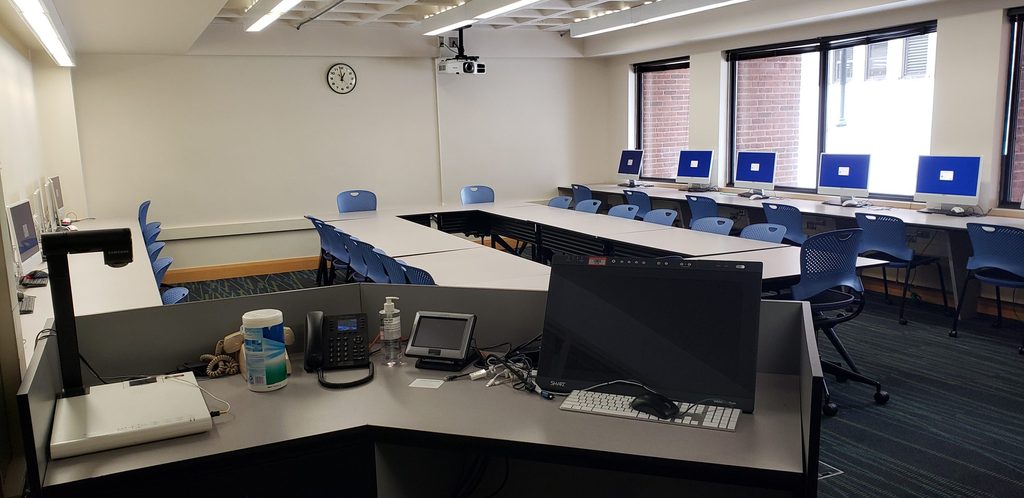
[913,155,982,213]
[817,153,871,207]
[734,151,776,197]
[615,149,645,188]
[675,150,714,189]
[7,200,42,272]
[46,176,64,226]
[536,255,763,413]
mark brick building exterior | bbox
[1013,65,1024,202]
[734,55,804,187]
[640,68,690,179]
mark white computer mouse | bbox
[950,206,966,215]
[842,200,860,207]
[67,225,79,231]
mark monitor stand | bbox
[917,202,977,217]
[415,349,480,372]
[617,179,653,188]
[737,189,767,200]
[822,196,866,207]
[682,183,716,193]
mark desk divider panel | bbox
[16,337,60,494]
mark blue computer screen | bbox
[735,152,776,184]
[9,201,38,259]
[676,150,713,179]
[819,154,870,189]
[617,150,644,175]
[915,156,981,196]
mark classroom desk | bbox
[602,225,785,258]
[327,215,482,257]
[398,246,551,289]
[690,247,887,284]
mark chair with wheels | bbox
[782,228,888,416]
[608,204,639,219]
[570,184,592,206]
[740,223,787,244]
[336,190,377,213]
[763,203,808,245]
[950,223,1024,353]
[690,217,733,235]
[404,265,436,285]
[147,242,165,263]
[856,213,948,325]
[623,190,652,219]
[574,200,601,213]
[461,185,495,205]
[548,196,572,209]
[161,287,189,305]
[642,209,677,226]
[152,257,173,286]
[685,195,718,227]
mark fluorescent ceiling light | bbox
[570,0,750,39]
[10,0,73,66]
[475,0,542,20]
[639,0,749,25]
[572,23,636,38]
[423,19,477,36]
[245,0,303,32]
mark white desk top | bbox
[330,216,482,257]
[602,226,786,257]
[315,201,540,223]
[398,247,551,288]
[689,246,886,281]
[481,204,675,237]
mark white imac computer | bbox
[817,153,871,207]
[914,155,982,216]
[675,150,714,192]
[46,175,65,226]
[734,151,777,200]
[615,150,646,188]
[7,200,42,277]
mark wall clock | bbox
[327,63,356,94]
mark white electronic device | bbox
[49,372,213,459]
[438,58,486,75]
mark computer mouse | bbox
[630,392,680,420]
[29,270,47,278]
[842,199,861,207]
[950,206,966,215]
[17,291,24,302]
[67,225,79,231]
[748,194,767,200]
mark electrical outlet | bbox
[437,36,445,47]
[447,36,459,48]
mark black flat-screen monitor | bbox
[8,200,40,263]
[537,255,763,412]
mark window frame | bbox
[1000,8,1024,208]
[726,21,937,199]
[634,56,691,183]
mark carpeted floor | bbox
[178,271,1024,497]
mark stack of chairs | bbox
[139,200,188,304]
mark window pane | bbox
[825,34,935,196]
[866,42,887,79]
[1011,47,1024,204]
[734,53,821,189]
[640,67,690,179]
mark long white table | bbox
[329,216,482,257]
[690,247,885,282]
[481,203,675,237]
[398,246,551,290]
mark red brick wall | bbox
[1013,58,1024,203]
[640,68,690,179]
[734,55,803,187]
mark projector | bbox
[438,58,486,75]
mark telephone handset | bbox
[305,311,374,389]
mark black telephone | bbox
[305,311,374,389]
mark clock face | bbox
[327,63,356,94]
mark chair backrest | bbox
[763,203,807,244]
[305,215,331,251]
[461,185,495,205]
[855,213,912,261]
[138,200,151,229]
[143,223,161,246]
[379,254,409,284]
[642,208,677,226]
[966,223,1024,278]
[336,190,377,213]
[574,199,601,213]
[607,204,639,219]
[327,228,354,269]
[147,241,165,263]
[685,195,718,226]
[152,257,173,286]
[570,184,592,205]
[739,223,787,244]
[690,217,734,235]
[547,196,572,209]
[404,265,436,285]
[344,237,378,280]
[161,287,189,305]
[622,190,652,217]
[791,229,864,301]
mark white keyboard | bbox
[559,390,740,432]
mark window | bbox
[728,22,937,196]
[635,58,691,180]
[1001,9,1024,207]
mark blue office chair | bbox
[574,200,601,214]
[147,241,165,263]
[856,213,948,325]
[607,204,639,219]
[143,223,161,246]
[950,223,1024,353]
[685,195,718,227]
[642,209,677,226]
[740,223,787,244]
[461,185,495,205]
[336,190,377,213]
[161,287,189,305]
[404,265,436,285]
[343,236,375,282]
[622,190,652,218]
[690,217,733,236]
[548,196,572,209]
[570,184,592,206]
[379,254,409,284]
[152,257,173,286]
[138,200,161,235]
[763,203,807,245]
[324,228,355,284]
[305,215,332,285]
[785,229,888,416]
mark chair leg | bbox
[950,274,973,337]
[821,379,838,416]
[898,267,911,325]
[315,253,326,286]
[820,325,861,373]
[820,359,888,405]
[935,262,949,314]
[882,266,891,304]
[994,286,1003,328]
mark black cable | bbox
[317,363,374,389]
[476,342,511,353]
[79,353,109,384]
[35,328,55,346]
[295,0,344,29]
[484,457,510,498]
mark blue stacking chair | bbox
[950,223,1024,353]
[404,265,436,285]
[763,203,808,245]
[685,195,718,227]
[608,204,639,219]
[343,236,374,282]
[785,229,888,416]
[161,287,189,305]
[622,190,652,219]
[461,185,495,205]
[138,200,161,235]
[856,213,948,325]
[153,257,173,286]
[305,216,333,285]
[690,217,733,235]
[570,184,592,206]
[548,196,572,209]
[642,209,677,226]
[147,242,165,263]
[574,200,601,213]
[324,228,355,284]
[142,223,161,246]
[336,190,377,213]
[379,254,409,284]
[740,223,787,243]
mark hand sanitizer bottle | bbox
[380,296,403,367]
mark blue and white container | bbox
[242,309,288,392]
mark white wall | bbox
[0,23,44,204]
[32,60,87,216]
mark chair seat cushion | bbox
[973,268,1024,288]
[806,288,857,311]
